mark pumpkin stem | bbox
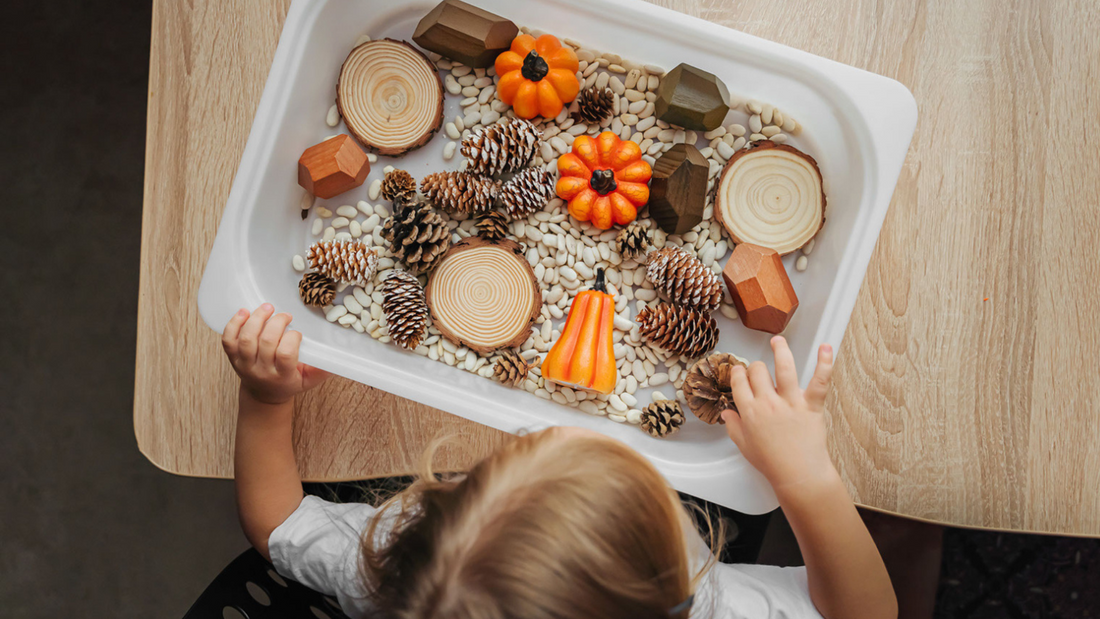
[590,169,618,195]
[592,268,607,293]
[521,50,549,82]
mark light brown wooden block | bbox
[297,134,370,199]
[722,243,798,334]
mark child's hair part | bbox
[361,427,717,619]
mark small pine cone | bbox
[477,211,510,240]
[492,349,534,387]
[306,239,378,286]
[298,272,336,307]
[682,353,749,424]
[646,246,722,312]
[381,270,429,350]
[380,169,417,205]
[381,203,452,275]
[460,118,541,177]
[615,222,651,262]
[641,400,686,438]
[500,168,554,218]
[636,302,718,359]
[420,171,499,214]
[575,86,615,124]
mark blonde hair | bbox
[361,428,719,619]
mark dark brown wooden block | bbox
[654,63,731,131]
[413,0,518,68]
[722,243,798,334]
[297,135,370,199]
[648,143,709,235]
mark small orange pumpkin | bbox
[542,269,617,394]
[555,131,652,229]
[494,34,580,119]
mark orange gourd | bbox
[541,269,617,395]
[555,131,652,230]
[494,34,580,119]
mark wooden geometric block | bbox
[722,243,798,334]
[297,135,370,200]
[413,0,518,68]
[648,143,709,234]
[654,63,731,131]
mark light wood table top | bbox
[136,0,1100,536]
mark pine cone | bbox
[381,270,429,350]
[492,349,534,387]
[380,169,417,205]
[575,86,614,124]
[306,239,378,286]
[500,168,554,218]
[381,202,452,275]
[646,246,722,312]
[460,118,541,177]
[476,211,510,240]
[641,400,685,438]
[420,171,499,214]
[298,272,336,307]
[683,353,748,424]
[636,302,718,358]
[615,222,651,262]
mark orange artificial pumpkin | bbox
[555,131,652,230]
[494,34,580,119]
[541,269,617,395]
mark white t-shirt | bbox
[269,495,823,619]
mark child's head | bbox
[363,426,712,619]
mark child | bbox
[222,304,897,619]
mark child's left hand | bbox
[222,304,332,404]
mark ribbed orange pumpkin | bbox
[541,269,617,394]
[494,34,579,119]
[555,131,652,230]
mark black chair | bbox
[182,548,351,619]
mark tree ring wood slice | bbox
[336,39,445,157]
[714,140,826,256]
[425,237,541,355]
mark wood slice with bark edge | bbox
[714,140,827,256]
[336,39,445,157]
[424,236,541,355]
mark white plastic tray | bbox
[198,0,916,514]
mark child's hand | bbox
[221,304,332,405]
[721,336,836,495]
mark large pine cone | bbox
[476,211,510,241]
[381,270,429,350]
[420,171,499,214]
[298,272,336,307]
[306,239,378,286]
[380,169,417,205]
[615,222,651,262]
[575,86,614,124]
[641,400,685,438]
[492,349,534,387]
[646,246,722,312]
[460,118,541,177]
[500,168,554,218]
[380,202,452,275]
[636,302,718,359]
[682,353,748,424]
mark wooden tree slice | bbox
[336,39,444,156]
[425,237,541,355]
[714,141,826,256]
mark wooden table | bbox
[136,0,1100,536]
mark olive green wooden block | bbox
[654,63,731,131]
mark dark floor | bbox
[0,1,1096,618]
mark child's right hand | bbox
[721,336,837,495]
[222,304,332,405]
